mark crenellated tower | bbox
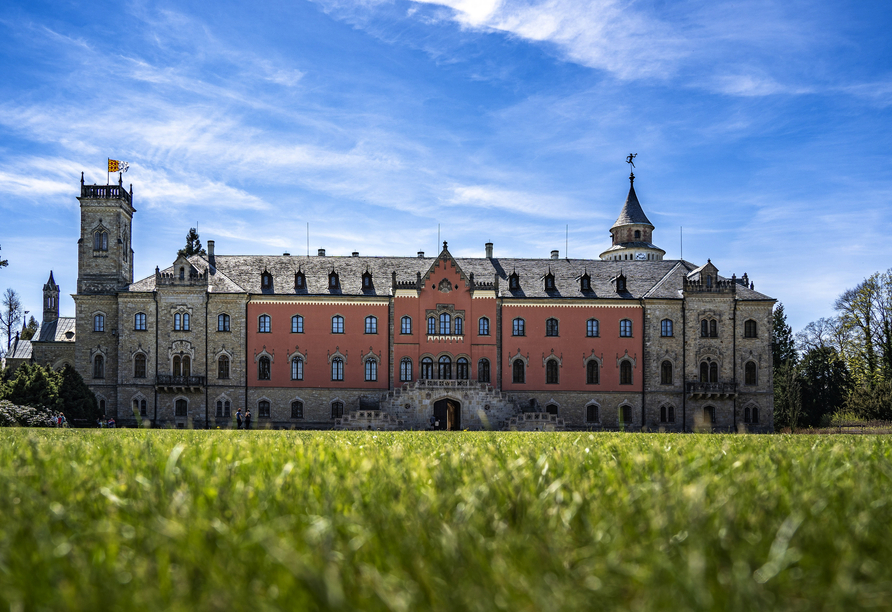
[76,172,135,294]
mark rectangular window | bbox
[134,313,146,331]
[478,318,490,336]
[620,319,632,337]
[661,319,673,337]
[291,401,303,419]
[365,316,377,334]
[259,401,270,418]
[401,317,412,334]
[512,318,525,336]
[586,319,599,337]
[218,314,230,332]
[292,315,303,333]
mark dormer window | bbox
[509,272,519,290]
[261,271,272,290]
[362,271,372,289]
[295,270,305,290]
[580,273,591,292]
[615,273,626,292]
[329,271,339,290]
[544,272,555,291]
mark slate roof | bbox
[611,183,653,229]
[8,337,32,359]
[125,251,774,302]
[34,317,76,343]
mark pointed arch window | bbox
[295,271,306,290]
[580,274,591,292]
[710,362,718,382]
[508,272,519,290]
[544,272,555,291]
[456,357,469,380]
[258,400,271,418]
[329,271,339,290]
[586,360,599,384]
[620,405,632,425]
[331,401,344,419]
[218,355,230,379]
[400,358,413,382]
[512,360,525,384]
[261,272,272,290]
[291,401,304,419]
[700,362,709,383]
[216,400,231,417]
[258,356,271,380]
[420,357,433,379]
[134,354,147,378]
[660,405,675,423]
[477,359,490,383]
[331,358,344,381]
[586,404,600,423]
[620,360,633,385]
[93,230,108,251]
[745,362,757,385]
[292,357,303,381]
[546,359,559,384]
[365,359,378,382]
[660,360,672,385]
[438,355,452,380]
[362,271,373,289]
[175,399,187,417]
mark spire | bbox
[611,182,653,230]
[46,270,56,287]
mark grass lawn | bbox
[1,430,890,611]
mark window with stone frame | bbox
[93,314,104,332]
[331,401,344,419]
[438,356,452,380]
[331,358,344,381]
[546,318,559,337]
[365,359,378,382]
[93,231,108,251]
[661,319,673,337]
[439,313,452,335]
[660,360,672,385]
[619,405,632,425]
[258,356,271,380]
[218,356,230,379]
[544,273,555,291]
[744,319,757,338]
[329,272,339,290]
[580,274,591,292]
[291,401,304,419]
[477,359,490,383]
[400,358,413,382]
[509,272,519,290]
[218,313,230,332]
[258,314,271,333]
[546,359,559,384]
[745,361,757,385]
[454,317,463,335]
[291,357,303,381]
[456,357,469,380]
[365,316,377,334]
[332,315,344,334]
[744,406,759,424]
[512,318,525,336]
[478,317,490,336]
[295,271,306,290]
[93,355,104,379]
[134,354,147,379]
[512,360,525,384]
[401,316,412,335]
[258,400,270,418]
[546,403,558,415]
[134,313,146,331]
[216,400,231,417]
[174,312,191,331]
[292,315,304,333]
[586,319,599,337]
[420,357,433,379]
[586,404,599,423]
[586,360,599,384]
[660,405,675,423]
[620,319,632,337]
[620,360,633,385]
[175,399,187,417]
[427,317,436,335]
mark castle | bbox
[6,172,775,431]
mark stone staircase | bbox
[506,411,566,431]
[334,410,405,431]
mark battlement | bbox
[155,268,208,286]
[683,278,737,294]
[79,173,132,205]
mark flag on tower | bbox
[108,159,129,173]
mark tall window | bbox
[710,320,717,337]
[745,362,757,385]
[586,360,599,384]
[331,358,344,381]
[710,362,718,383]
[546,359,559,384]
[258,356,271,380]
[586,404,599,423]
[259,400,270,418]
[134,354,146,378]
[427,317,436,335]
[291,401,304,419]
[661,319,673,337]
[174,313,190,331]
[215,400,231,417]
[744,320,757,338]
[456,358,469,380]
[400,358,413,382]
[329,273,339,290]
[173,356,181,376]
[134,313,146,331]
[258,315,271,333]
[661,405,675,423]
[546,318,559,337]
[175,399,187,417]
[438,356,452,380]
[292,315,303,333]
[332,315,344,334]
[454,317,463,335]
[477,359,490,383]
[94,231,108,251]
[620,319,632,337]
[93,314,104,332]
[701,320,709,337]
[218,356,230,379]
[700,362,709,383]
[586,319,599,337]
[512,360,525,384]
[93,355,104,379]
[620,360,632,384]
[218,314,230,332]
[365,359,378,382]
[365,316,377,334]
[140,399,147,416]
[703,406,715,424]
[331,401,344,419]
[478,317,490,336]
[660,361,672,385]
[512,318,525,336]
[401,316,412,334]
[620,405,631,425]
[421,357,433,379]
[292,357,303,381]
[439,313,451,335]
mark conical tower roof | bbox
[610,179,653,230]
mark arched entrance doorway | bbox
[433,398,461,431]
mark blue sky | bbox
[1,0,890,335]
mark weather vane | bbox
[626,153,637,183]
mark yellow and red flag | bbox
[108,159,129,173]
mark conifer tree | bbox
[177,228,207,258]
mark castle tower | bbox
[76,172,135,294]
[43,271,60,324]
[600,173,666,262]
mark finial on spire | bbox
[626,153,637,184]
[443,241,448,251]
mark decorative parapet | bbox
[155,268,209,286]
[683,278,737,294]
[80,173,132,205]
[685,381,738,398]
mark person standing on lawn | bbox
[236,409,243,429]
[244,409,251,430]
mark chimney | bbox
[417,251,424,258]
[352,251,359,257]
[485,242,493,258]
[318,248,326,257]
[207,240,215,265]
[551,250,559,260]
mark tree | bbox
[834,270,892,386]
[774,360,803,432]
[177,228,206,258]
[772,303,797,370]
[844,380,892,421]
[0,363,62,412]
[799,346,852,427]
[0,288,23,351]
[0,244,7,270]
[20,316,39,341]
[58,364,100,423]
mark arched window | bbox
[93,231,108,251]
[291,401,303,419]
[586,404,599,423]
[331,401,344,419]
[134,313,146,331]
[661,319,673,337]
[620,319,632,337]
[512,360,525,384]
[701,320,709,337]
[331,315,344,334]
[215,400,231,417]
[362,272,373,289]
[400,358,413,382]
[134,354,147,378]
[93,355,104,379]
[587,319,599,337]
[258,356,271,380]
[173,356,182,377]
[620,405,632,425]
[292,357,303,381]
[745,362,757,385]
[331,358,344,381]
[215,400,222,417]
[546,403,558,415]
[261,272,272,290]
[218,355,230,379]
[660,405,675,423]
[175,399,187,416]
[620,360,633,385]
[439,313,451,335]
[544,273,555,291]
[660,360,672,385]
[140,399,147,416]
[478,317,490,336]
[174,313,190,331]
[456,357,469,380]
[93,314,104,332]
[546,318,559,337]
[703,406,715,424]
[454,317,463,335]
[700,362,709,383]
[427,317,436,335]
[401,316,412,334]
[438,355,452,380]
[509,272,519,290]
[329,272,339,290]
[546,359,559,384]
[361,316,376,335]
[512,318,525,336]
[744,406,751,423]
[218,314,230,332]
[710,320,717,337]
[586,360,599,384]
[294,271,305,290]
[477,359,490,383]
[180,356,191,377]
[365,359,377,382]
[258,315,271,333]
[420,357,433,379]
[258,400,270,418]
[752,407,759,423]
[292,315,303,333]
[709,362,718,383]
[744,320,757,338]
